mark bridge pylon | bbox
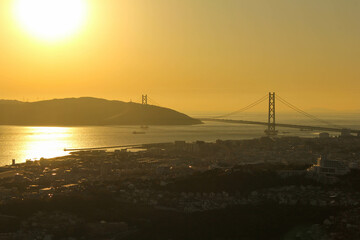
[142,94,148,105]
[265,92,278,136]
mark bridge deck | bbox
[200,118,360,134]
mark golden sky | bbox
[0,0,359,113]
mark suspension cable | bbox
[147,96,162,106]
[213,94,268,119]
[276,95,341,128]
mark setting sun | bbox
[13,0,88,41]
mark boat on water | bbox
[132,131,146,134]
[300,128,314,132]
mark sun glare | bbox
[23,127,72,161]
[13,0,88,41]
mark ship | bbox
[132,131,146,134]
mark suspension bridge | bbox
[65,93,359,152]
[200,92,360,136]
[143,93,359,136]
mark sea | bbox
[0,112,359,166]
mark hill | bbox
[0,97,202,126]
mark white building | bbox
[308,156,349,176]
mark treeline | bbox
[161,163,317,193]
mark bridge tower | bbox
[142,94,148,105]
[265,92,278,136]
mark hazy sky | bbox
[0,0,359,113]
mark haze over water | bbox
[1,112,359,166]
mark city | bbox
[1,133,360,239]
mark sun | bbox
[13,0,88,42]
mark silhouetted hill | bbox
[0,97,202,126]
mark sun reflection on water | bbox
[22,127,72,161]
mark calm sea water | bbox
[0,113,359,166]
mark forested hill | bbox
[0,97,201,126]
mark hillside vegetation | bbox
[0,97,201,126]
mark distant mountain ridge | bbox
[0,97,202,126]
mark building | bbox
[341,129,352,137]
[319,132,330,139]
[308,155,349,176]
